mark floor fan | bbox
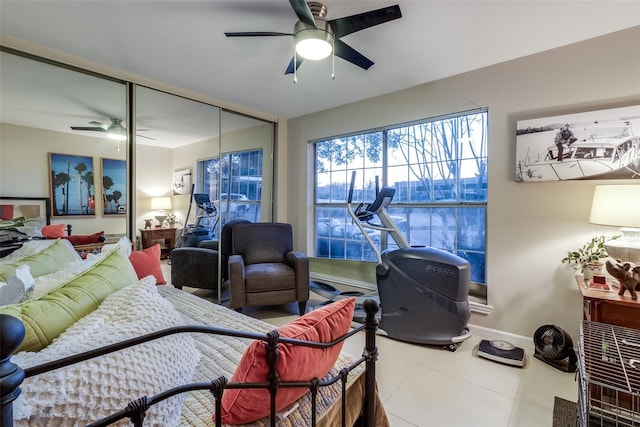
[533,325,577,372]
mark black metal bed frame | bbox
[0,299,380,427]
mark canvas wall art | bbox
[173,168,192,195]
[515,104,640,182]
[101,158,127,215]
[49,153,95,216]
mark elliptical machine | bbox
[175,185,219,248]
[347,172,472,350]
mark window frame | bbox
[313,108,488,300]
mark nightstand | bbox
[139,228,177,259]
[576,274,640,329]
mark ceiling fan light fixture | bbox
[107,120,127,141]
[294,20,333,61]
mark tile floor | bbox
[163,264,578,426]
[244,302,578,427]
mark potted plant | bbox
[165,213,177,228]
[562,235,619,279]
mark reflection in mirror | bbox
[0,50,127,237]
[218,110,274,226]
[135,86,222,297]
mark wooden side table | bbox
[576,275,640,329]
[139,228,177,259]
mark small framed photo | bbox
[0,197,51,225]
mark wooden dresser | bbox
[139,227,177,259]
[576,275,640,330]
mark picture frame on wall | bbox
[49,153,96,216]
[101,158,127,215]
[515,104,640,182]
[0,197,51,225]
[173,168,192,195]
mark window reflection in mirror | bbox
[217,110,274,225]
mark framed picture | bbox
[0,197,51,225]
[515,104,640,182]
[101,158,127,215]
[49,153,96,216]
[173,168,192,195]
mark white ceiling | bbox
[1,1,639,147]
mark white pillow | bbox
[100,236,133,258]
[0,265,35,305]
[12,277,201,426]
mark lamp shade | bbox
[589,185,640,227]
[150,197,172,211]
[589,184,640,264]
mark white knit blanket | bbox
[12,277,200,426]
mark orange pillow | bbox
[40,224,66,238]
[220,297,355,424]
[128,244,166,285]
[63,231,104,245]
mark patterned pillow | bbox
[12,277,200,427]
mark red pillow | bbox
[63,231,104,245]
[40,224,66,238]
[220,297,355,424]
[128,244,166,285]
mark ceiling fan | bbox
[71,118,154,141]
[224,0,402,75]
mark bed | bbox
[0,239,388,426]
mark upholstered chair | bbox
[228,222,309,315]
[170,242,219,293]
[170,220,251,294]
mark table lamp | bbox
[589,184,640,264]
[151,197,172,227]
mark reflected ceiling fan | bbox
[224,0,402,77]
[71,118,154,141]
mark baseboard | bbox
[309,272,494,315]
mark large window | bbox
[314,109,488,295]
[199,149,263,233]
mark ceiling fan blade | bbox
[71,126,106,132]
[334,39,374,70]
[284,56,305,75]
[225,31,292,37]
[136,133,155,141]
[329,5,402,38]
[289,0,316,28]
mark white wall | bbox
[1,123,127,235]
[285,26,640,340]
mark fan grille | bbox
[534,325,572,359]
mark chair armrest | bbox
[228,254,246,308]
[170,247,218,289]
[198,240,219,251]
[287,251,310,302]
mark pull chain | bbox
[331,38,335,80]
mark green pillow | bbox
[0,248,137,353]
[0,239,79,281]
